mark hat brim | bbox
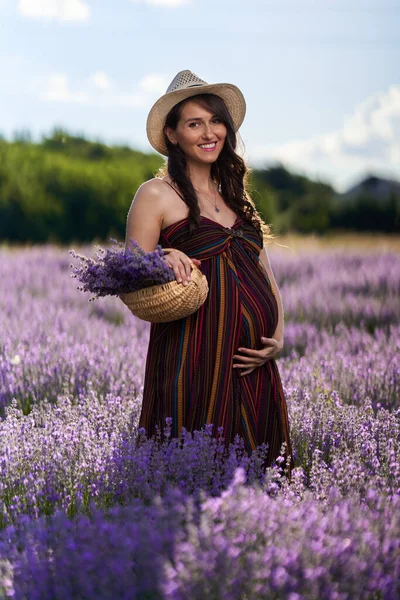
[146,82,246,157]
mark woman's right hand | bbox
[165,249,202,286]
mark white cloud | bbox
[40,74,89,103]
[341,86,400,147]
[40,71,168,109]
[249,84,400,191]
[118,94,148,108]
[129,0,189,7]
[389,142,400,165]
[17,0,90,22]
[138,74,169,94]
[89,71,112,90]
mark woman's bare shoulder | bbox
[135,177,169,201]
[126,177,176,225]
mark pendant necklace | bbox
[199,183,221,212]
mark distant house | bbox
[338,175,400,203]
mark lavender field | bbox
[0,239,399,599]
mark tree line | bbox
[0,128,398,245]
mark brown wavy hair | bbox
[156,93,273,243]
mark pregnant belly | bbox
[237,264,279,349]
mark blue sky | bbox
[0,0,399,192]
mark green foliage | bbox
[331,192,400,233]
[249,163,335,234]
[0,131,163,243]
[0,133,397,243]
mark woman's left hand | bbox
[232,337,283,376]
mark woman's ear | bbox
[164,126,177,145]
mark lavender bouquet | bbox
[69,238,175,301]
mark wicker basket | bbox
[119,248,208,323]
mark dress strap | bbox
[164,179,186,202]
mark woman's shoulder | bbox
[132,177,174,210]
[136,177,169,198]
[131,177,182,220]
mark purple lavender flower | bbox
[1,242,400,599]
[69,238,175,300]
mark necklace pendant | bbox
[215,207,220,212]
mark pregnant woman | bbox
[125,70,294,477]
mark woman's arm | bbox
[259,246,284,347]
[124,179,200,285]
[125,180,165,253]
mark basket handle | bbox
[162,247,195,270]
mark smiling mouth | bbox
[198,142,217,150]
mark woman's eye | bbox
[187,119,221,128]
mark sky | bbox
[0,0,399,192]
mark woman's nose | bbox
[203,127,214,139]
[202,123,214,138]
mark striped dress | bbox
[139,212,294,474]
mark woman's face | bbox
[164,99,227,164]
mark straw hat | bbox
[146,69,246,156]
